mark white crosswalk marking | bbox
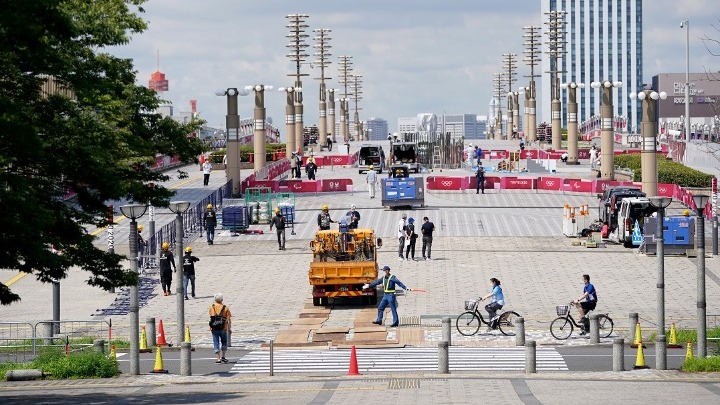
[229,347,568,374]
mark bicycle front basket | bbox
[464,300,477,311]
[556,305,569,316]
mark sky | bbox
[110,0,720,135]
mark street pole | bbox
[593,81,621,180]
[683,20,690,151]
[251,85,269,172]
[694,195,709,357]
[175,211,184,344]
[215,88,241,196]
[564,82,583,164]
[650,197,672,369]
[327,89,336,143]
[282,87,295,159]
[129,218,139,375]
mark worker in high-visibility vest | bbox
[364,266,411,327]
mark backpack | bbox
[209,305,227,331]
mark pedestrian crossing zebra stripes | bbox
[229,347,568,374]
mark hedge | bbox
[613,153,713,188]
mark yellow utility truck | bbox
[308,228,380,306]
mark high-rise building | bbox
[439,114,482,140]
[364,118,389,141]
[541,0,643,131]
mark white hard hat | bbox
[351,204,356,210]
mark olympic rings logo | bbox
[441,181,454,186]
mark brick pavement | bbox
[3,148,720,351]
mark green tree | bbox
[0,0,205,305]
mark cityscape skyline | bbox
[110,0,719,135]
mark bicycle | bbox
[456,298,521,336]
[550,302,614,340]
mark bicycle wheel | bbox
[456,311,481,336]
[550,316,574,340]
[498,311,521,336]
[597,314,614,338]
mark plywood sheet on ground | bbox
[354,326,386,333]
[352,331,388,342]
[290,317,327,326]
[314,327,350,334]
[312,332,346,342]
[299,312,331,319]
[274,329,311,344]
[300,308,331,315]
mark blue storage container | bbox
[222,206,250,231]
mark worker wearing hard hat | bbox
[159,242,176,296]
[269,207,286,250]
[182,247,200,300]
[317,204,335,231]
[203,204,217,245]
[363,265,411,327]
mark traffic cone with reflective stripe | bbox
[139,326,152,353]
[347,345,361,376]
[685,341,694,360]
[185,326,195,352]
[630,322,645,348]
[667,323,682,348]
[156,319,168,346]
[151,345,168,373]
[633,340,649,369]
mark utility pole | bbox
[286,14,310,155]
[338,55,353,143]
[493,73,506,140]
[313,28,332,148]
[351,75,364,140]
[544,10,567,150]
[523,25,541,142]
[503,53,517,140]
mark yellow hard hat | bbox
[185,247,192,253]
[162,242,170,250]
[683,209,690,216]
[137,225,144,232]
[369,165,374,169]
[322,204,329,211]
[207,204,213,209]
[274,207,281,213]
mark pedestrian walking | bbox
[182,247,200,300]
[202,160,212,186]
[397,213,407,260]
[158,242,176,296]
[317,204,335,231]
[346,204,361,229]
[404,217,417,260]
[420,216,435,260]
[363,266,411,327]
[589,145,598,168]
[379,147,386,172]
[366,165,378,198]
[474,145,483,167]
[137,224,147,268]
[326,136,333,151]
[475,166,485,194]
[295,153,302,179]
[208,293,231,364]
[306,157,318,180]
[203,204,217,245]
[269,208,286,250]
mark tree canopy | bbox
[0,0,205,305]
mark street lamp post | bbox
[506,91,515,140]
[169,201,191,346]
[512,91,520,138]
[649,196,672,370]
[561,82,585,164]
[693,194,710,357]
[681,20,690,150]
[119,204,148,376]
[215,88,248,196]
[630,89,668,197]
[280,87,295,160]
[339,97,347,143]
[591,80,622,179]
[246,85,273,172]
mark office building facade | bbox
[363,117,389,141]
[541,0,643,131]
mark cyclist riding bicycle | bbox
[480,277,504,331]
[572,274,597,335]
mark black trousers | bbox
[160,270,173,293]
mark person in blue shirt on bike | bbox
[480,277,504,331]
[364,266,410,327]
[573,274,597,335]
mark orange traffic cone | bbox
[150,345,168,373]
[347,345,361,376]
[139,326,152,353]
[156,319,168,347]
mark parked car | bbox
[617,197,657,247]
[597,186,646,230]
[391,141,419,173]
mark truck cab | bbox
[617,197,657,247]
[391,142,420,173]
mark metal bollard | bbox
[269,340,274,376]
[93,339,106,354]
[181,342,192,376]
[438,341,449,374]
[613,338,624,371]
[656,335,667,370]
[146,318,156,348]
[515,317,525,346]
[628,313,638,343]
[442,317,452,346]
[589,314,600,344]
[525,340,536,374]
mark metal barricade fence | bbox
[0,322,35,363]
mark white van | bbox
[617,197,657,247]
